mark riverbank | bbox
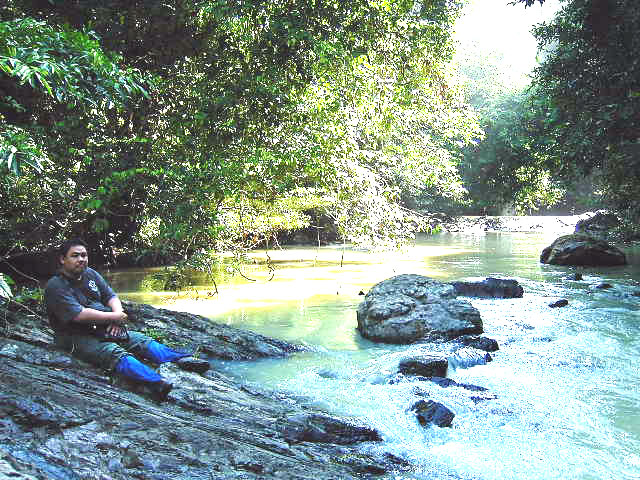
[0,299,405,479]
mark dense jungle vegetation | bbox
[1,0,638,272]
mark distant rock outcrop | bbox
[574,211,620,239]
[540,234,627,266]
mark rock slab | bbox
[540,234,627,266]
[357,274,483,344]
[0,300,397,480]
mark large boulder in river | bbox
[356,274,483,344]
[540,234,627,266]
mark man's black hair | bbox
[59,238,88,258]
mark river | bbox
[105,231,640,480]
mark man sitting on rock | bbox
[44,238,209,402]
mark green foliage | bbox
[0,273,13,300]
[140,327,170,345]
[13,286,42,304]
[1,0,479,262]
[529,0,640,222]
[0,16,148,177]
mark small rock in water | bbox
[549,299,569,308]
[410,400,454,428]
[633,291,640,297]
[567,272,583,281]
[457,335,499,352]
[398,355,448,377]
[595,283,613,290]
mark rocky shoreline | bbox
[0,300,408,480]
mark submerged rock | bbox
[450,278,524,298]
[549,299,569,308]
[540,234,627,266]
[410,400,454,428]
[448,347,492,369]
[356,274,483,344]
[423,377,488,392]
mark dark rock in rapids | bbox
[549,299,569,308]
[456,335,499,352]
[398,354,448,377]
[448,347,492,369]
[450,277,524,298]
[595,283,613,290]
[633,291,640,297]
[0,300,394,480]
[567,272,583,281]
[410,400,454,428]
[356,274,483,344]
[540,234,627,266]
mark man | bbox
[44,238,209,402]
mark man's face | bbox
[60,245,88,278]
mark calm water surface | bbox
[106,232,640,480]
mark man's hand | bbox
[106,323,126,337]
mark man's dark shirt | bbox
[44,268,116,333]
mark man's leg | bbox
[122,331,209,373]
[55,333,172,401]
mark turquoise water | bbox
[108,232,640,480]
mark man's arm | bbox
[107,295,124,313]
[73,306,127,325]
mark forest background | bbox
[1,0,638,278]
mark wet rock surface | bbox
[456,335,500,352]
[410,400,454,428]
[0,300,398,480]
[540,234,627,266]
[357,274,483,344]
[447,347,492,369]
[398,355,448,378]
[549,299,569,308]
